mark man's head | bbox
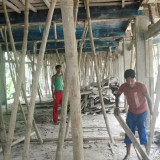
[124,69,136,88]
[55,65,62,74]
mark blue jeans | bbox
[124,110,148,145]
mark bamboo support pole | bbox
[73,0,79,25]
[19,103,27,123]
[148,4,155,24]
[65,111,71,138]
[86,55,91,86]
[22,1,57,159]
[102,51,108,80]
[29,48,42,102]
[108,47,113,85]
[147,65,160,155]
[84,55,89,87]
[90,57,95,83]
[3,0,30,159]
[78,20,88,68]
[2,0,19,66]
[61,0,84,159]
[7,51,43,145]
[55,72,69,160]
[53,22,61,63]
[115,114,150,160]
[44,59,49,95]
[30,135,124,143]
[85,0,114,143]
[0,105,7,155]
[3,12,43,147]
[82,54,87,88]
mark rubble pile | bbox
[80,77,120,115]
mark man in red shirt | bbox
[114,69,152,160]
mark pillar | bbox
[135,16,150,87]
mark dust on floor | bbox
[0,100,160,160]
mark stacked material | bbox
[80,77,119,115]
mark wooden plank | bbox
[0,35,124,45]
[144,19,160,40]
[21,0,37,12]
[0,17,132,27]
[30,136,124,142]
[43,0,50,8]
[0,0,21,13]
[10,0,25,10]
[122,0,125,8]
[0,0,138,12]
[115,114,150,160]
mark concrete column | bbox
[123,39,132,70]
[0,45,7,106]
[118,54,125,85]
[145,39,154,100]
[135,16,150,87]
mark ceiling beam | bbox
[0,1,139,13]
[122,0,125,8]
[0,17,133,27]
[21,0,37,12]
[10,0,24,11]
[144,19,160,40]
[0,36,123,45]
[43,0,50,8]
[0,0,21,13]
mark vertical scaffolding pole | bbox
[22,0,57,159]
[85,0,114,143]
[61,0,84,159]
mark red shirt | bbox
[118,82,148,114]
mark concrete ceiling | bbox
[0,0,146,54]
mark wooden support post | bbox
[0,0,21,13]
[102,52,107,80]
[148,4,155,24]
[0,45,7,108]
[55,72,69,160]
[65,111,71,138]
[3,0,30,159]
[19,103,27,123]
[53,22,61,63]
[85,0,114,143]
[108,47,113,85]
[73,0,79,25]
[147,65,160,155]
[78,20,88,68]
[31,135,124,143]
[6,50,43,145]
[61,0,84,159]
[2,0,19,66]
[0,105,7,156]
[22,1,57,159]
[115,114,150,160]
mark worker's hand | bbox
[53,94,56,100]
[114,108,120,116]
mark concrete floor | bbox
[0,98,160,160]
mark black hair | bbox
[124,69,135,79]
[55,65,61,70]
